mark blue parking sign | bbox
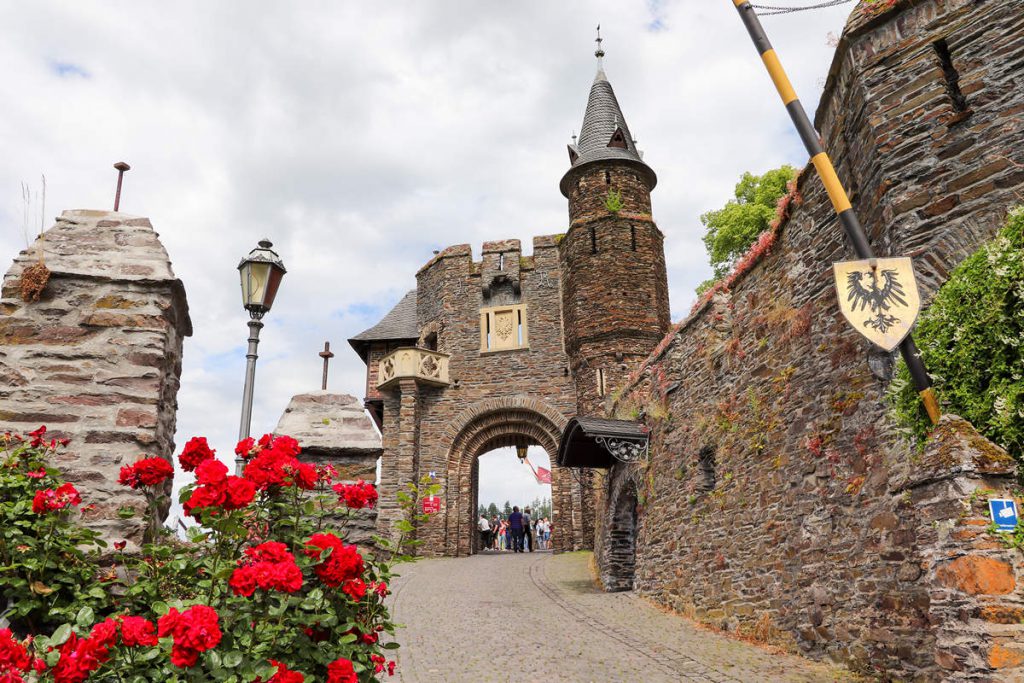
[989,499,1019,531]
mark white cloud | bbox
[0,1,854,509]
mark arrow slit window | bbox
[480,304,528,352]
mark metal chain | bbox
[750,0,853,15]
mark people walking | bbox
[508,506,525,552]
[490,516,500,549]
[478,514,490,551]
[522,507,533,552]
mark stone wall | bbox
[0,210,190,545]
[595,0,1024,679]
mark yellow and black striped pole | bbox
[730,0,940,425]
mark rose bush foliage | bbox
[1,429,401,682]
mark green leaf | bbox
[75,606,94,628]
[50,623,72,646]
[222,651,243,668]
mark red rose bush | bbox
[1,428,403,682]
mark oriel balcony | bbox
[376,347,451,390]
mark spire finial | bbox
[571,130,577,145]
[594,24,604,63]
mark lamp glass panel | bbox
[242,262,272,308]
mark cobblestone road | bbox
[389,551,859,683]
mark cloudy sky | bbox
[0,1,855,512]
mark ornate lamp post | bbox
[516,444,528,463]
[236,238,286,474]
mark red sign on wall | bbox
[421,495,441,514]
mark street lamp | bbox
[516,444,528,463]
[236,238,286,474]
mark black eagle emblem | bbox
[846,268,908,334]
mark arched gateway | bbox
[442,397,568,556]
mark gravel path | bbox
[388,551,858,683]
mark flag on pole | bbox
[536,467,552,484]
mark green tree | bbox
[486,502,499,518]
[699,165,796,289]
[502,500,512,516]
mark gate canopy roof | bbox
[557,417,648,469]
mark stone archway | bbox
[600,471,639,591]
[440,396,570,556]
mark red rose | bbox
[89,619,119,648]
[119,616,158,647]
[52,632,110,683]
[326,658,358,683]
[27,426,46,448]
[332,480,378,509]
[194,459,228,486]
[268,435,301,458]
[157,605,221,669]
[25,468,46,479]
[0,628,32,675]
[258,659,305,683]
[243,451,286,490]
[234,437,256,459]
[31,483,81,514]
[305,533,364,588]
[118,457,174,489]
[342,578,367,601]
[178,437,215,472]
[229,542,303,596]
[223,476,256,509]
[287,461,317,490]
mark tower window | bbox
[590,226,597,254]
[604,171,611,185]
[498,253,504,271]
[630,225,637,251]
[596,368,607,397]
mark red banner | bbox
[536,467,552,484]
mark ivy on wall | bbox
[889,207,1024,462]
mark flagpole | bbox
[729,0,940,425]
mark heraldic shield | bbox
[832,257,922,352]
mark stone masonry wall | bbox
[596,1,1024,679]
[0,210,190,546]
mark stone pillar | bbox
[892,416,1023,679]
[550,465,574,552]
[274,392,382,544]
[0,210,190,546]
[375,379,419,546]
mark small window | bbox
[698,445,716,492]
[604,171,611,184]
[590,226,597,254]
[630,225,637,251]
[423,332,438,351]
[497,253,504,271]
[480,304,528,352]
[596,368,607,397]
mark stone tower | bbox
[559,62,670,416]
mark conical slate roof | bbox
[560,67,656,197]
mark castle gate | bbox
[442,396,568,556]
